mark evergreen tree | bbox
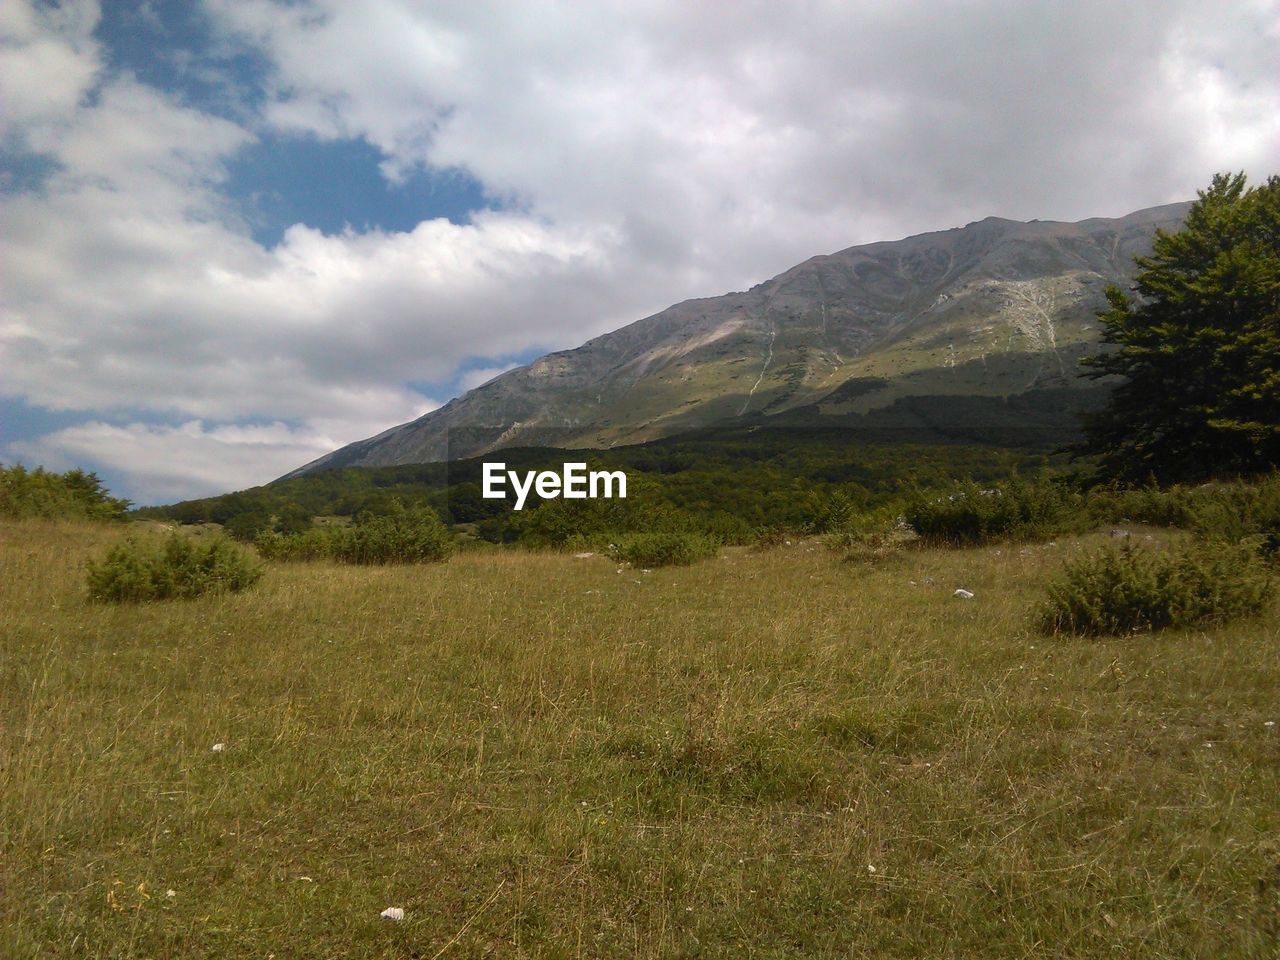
[1081,172,1280,481]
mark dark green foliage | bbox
[255,508,453,564]
[1189,474,1280,557]
[1040,540,1272,636]
[224,510,274,542]
[1,465,130,520]
[612,531,719,567]
[1081,172,1280,481]
[87,533,263,603]
[141,433,1055,548]
[904,475,1085,546]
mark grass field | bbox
[3,520,1278,958]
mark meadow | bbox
[2,519,1278,958]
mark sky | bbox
[2,0,1278,505]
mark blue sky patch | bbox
[97,0,269,122]
[224,135,496,246]
[0,151,57,194]
[95,1,498,245]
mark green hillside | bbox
[289,204,1187,476]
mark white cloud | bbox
[8,413,440,505]
[211,0,1280,269]
[458,363,521,392]
[3,0,1279,502]
[0,0,99,134]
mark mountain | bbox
[288,201,1191,476]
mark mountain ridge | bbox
[286,201,1191,477]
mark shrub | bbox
[752,527,794,549]
[254,527,334,561]
[340,512,454,564]
[254,510,453,564]
[510,493,701,550]
[1083,476,1280,551]
[1084,483,1200,528]
[1189,475,1280,558]
[905,475,1084,546]
[87,533,263,603]
[824,529,908,564]
[612,531,719,567]
[1039,540,1272,636]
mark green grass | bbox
[3,520,1278,957]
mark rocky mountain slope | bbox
[288,202,1190,475]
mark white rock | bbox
[211,743,226,753]
[953,589,974,599]
[380,906,405,922]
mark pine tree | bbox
[1081,172,1280,482]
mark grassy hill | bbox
[4,519,1277,957]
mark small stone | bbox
[211,743,226,753]
[380,907,404,922]
[953,588,974,599]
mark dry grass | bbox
[2,520,1278,957]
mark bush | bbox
[824,529,909,565]
[254,527,334,561]
[255,510,453,564]
[1083,477,1280,553]
[1189,475,1280,558]
[752,527,794,549]
[1084,483,1200,528]
[905,475,1084,546]
[1039,540,1272,636]
[612,531,719,567]
[341,513,454,564]
[87,533,263,603]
